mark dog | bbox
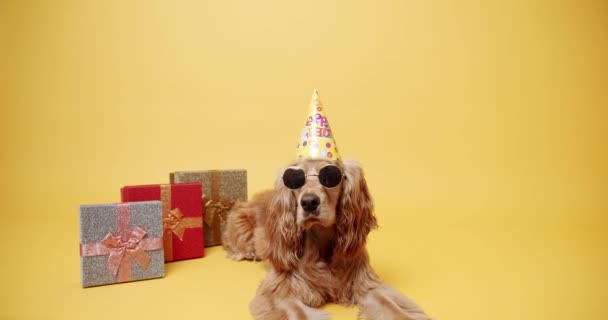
[223,159,433,319]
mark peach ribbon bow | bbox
[101,227,152,277]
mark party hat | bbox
[296,90,342,161]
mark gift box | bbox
[79,201,165,288]
[121,183,204,262]
[170,169,247,247]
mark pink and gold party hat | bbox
[296,90,341,161]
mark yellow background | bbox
[1,0,607,319]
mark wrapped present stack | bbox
[170,170,248,247]
[79,169,247,287]
[77,90,342,287]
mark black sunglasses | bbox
[282,164,345,190]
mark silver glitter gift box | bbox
[170,169,247,247]
[79,201,165,288]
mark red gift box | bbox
[121,183,204,262]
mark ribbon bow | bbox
[203,197,234,227]
[163,208,188,241]
[100,227,151,277]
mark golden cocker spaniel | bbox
[223,159,433,320]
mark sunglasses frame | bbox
[282,164,346,190]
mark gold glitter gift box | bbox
[170,169,247,247]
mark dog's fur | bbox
[223,159,432,319]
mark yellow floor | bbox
[1,208,606,319]
[2,0,607,319]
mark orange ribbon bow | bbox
[163,208,188,241]
[199,170,239,246]
[203,198,233,227]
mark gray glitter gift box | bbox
[170,169,247,247]
[79,201,165,288]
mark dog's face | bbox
[285,159,343,229]
[268,159,377,270]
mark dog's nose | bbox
[300,194,320,213]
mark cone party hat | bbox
[296,90,341,161]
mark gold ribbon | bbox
[160,185,203,261]
[163,207,203,241]
[80,204,163,283]
[203,199,233,226]
[202,170,235,245]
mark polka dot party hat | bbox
[296,89,342,161]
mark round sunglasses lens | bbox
[319,165,343,188]
[283,168,306,189]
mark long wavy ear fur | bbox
[265,173,301,271]
[335,160,377,258]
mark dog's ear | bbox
[265,171,301,271]
[335,160,377,258]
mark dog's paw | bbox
[277,299,332,320]
[226,250,258,261]
[358,286,433,320]
[225,251,246,261]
